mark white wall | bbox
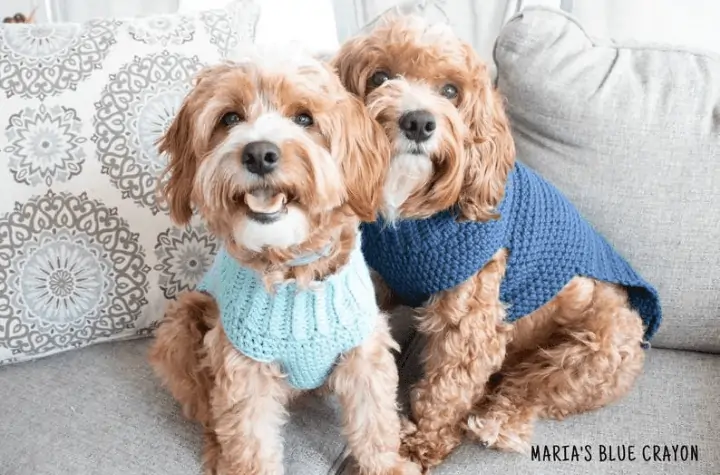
[40,0,177,22]
[332,0,720,55]
[252,0,339,52]
[183,0,340,52]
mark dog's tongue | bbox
[244,189,287,214]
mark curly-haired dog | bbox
[148,48,421,475]
[333,15,662,470]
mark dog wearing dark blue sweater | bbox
[334,14,662,471]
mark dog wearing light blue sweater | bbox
[149,50,421,475]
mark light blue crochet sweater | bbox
[197,238,378,390]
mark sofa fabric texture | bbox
[2,338,718,475]
[0,0,259,365]
[495,7,720,352]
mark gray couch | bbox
[2,7,719,475]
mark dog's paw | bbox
[401,430,457,472]
[465,413,531,454]
[465,413,502,447]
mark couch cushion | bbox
[494,7,720,352]
[0,1,259,365]
[2,329,716,474]
[387,341,720,475]
[0,338,350,475]
[0,308,418,475]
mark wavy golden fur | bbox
[334,15,646,472]
[334,16,514,222]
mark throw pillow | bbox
[0,0,259,364]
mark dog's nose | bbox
[241,141,280,176]
[399,110,436,143]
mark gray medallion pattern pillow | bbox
[0,20,120,100]
[93,51,204,213]
[0,0,259,364]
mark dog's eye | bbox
[370,71,391,88]
[221,112,242,127]
[293,113,314,127]
[440,84,459,100]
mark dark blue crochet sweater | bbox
[361,162,662,340]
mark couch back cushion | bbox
[494,7,720,352]
[0,1,259,364]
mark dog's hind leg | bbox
[149,291,222,474]
[149,291,217,425]
[466,278,645,453]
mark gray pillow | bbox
[494,7,720,352]
[0,1,259,364]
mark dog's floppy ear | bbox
[329,93,390,222]
[158,97,197,225]
[158,65,233,224]
[331,36,372,98]
[457,46,515,222]
[158,70,217,225]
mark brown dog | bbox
[333,15,657,472]
[149,48,420,475]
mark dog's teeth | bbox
[244,190,287,214]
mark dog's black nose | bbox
[399,110,436,143]
[241,141,280,176]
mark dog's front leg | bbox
[329,314,422,475]
[403,249,511,470]
[205,325,293,475]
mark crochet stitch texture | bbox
[361,162,662,340]
[197,238,378,390]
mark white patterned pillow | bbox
[0,0,259,364]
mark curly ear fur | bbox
[331,36,372,98]
[158,99,198,226]
[330,93,390,222]
[457,45,515,222]
[158,66,232,225]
